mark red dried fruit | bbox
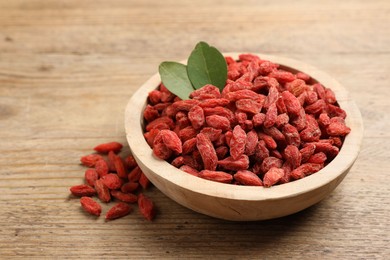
[188,105,205,130]
[94,179,111,203]
[80,154,104,167]
[263,126,285,142]
[152,132,173,160]
[260,157,283,174]
[296,72,310,82]
[327,104,347,119]
[269,70,296,83]
[307,152,327,164]
[305,99,326,115]
[144,129,160,147]
[245,130,258,156]
[234,170,263,186]
[94,142,123,154]
[275,113,289,128]
[70,184,96,197]
[264,86,279,109]
[264,103,277,128]
[143,104,159,122]
[158,129,182,154]
[313,83,326,100]
[190,84,221,99]
[110,190,138,203]
[80,197,101,216]
[218,154,249,171]
[286,79,306,96]
[236,98,263,114]
[255,140,270,162]
[138,193,156,221]
[206,115,231,131]
[124,155,138,170]
[107,151,117,172]
[182,138,197,155]
[146,116,174,131]
[198,170,233,183]
[258,132,277,150]
[300,143,317,163]
[121,182,139,193]
[179,165,199,176]
[305,90,318,105]
[200,127,222,142]
[327,119,351,136]
[196,133,218,171]
[199,98,230,108]
[128,166,143,182]
[252,113,266,128]
[101,174,123,190]
[225,89,263,102]
[84,169,99,187]
[113,155,127,179]
[95,159,109,178]
[172,99,200,112]
[230,125,247,160]
[106,202,132,220]
[148,90,162,105]
[284,145,302,169]
[290,163,323,180]
[178,126,198,142]
[263,167,285,187]
[215,146,229,160]
[282,124,301,147]
[282,91,302,116]
[203,106,235,123]
[139,173,151,189]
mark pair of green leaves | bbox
[159,42,227,100]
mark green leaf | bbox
[159,62,194,100]
[187,41,228,90]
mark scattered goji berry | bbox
[138,193,156,221]
[94,142,123,154]
[106,202,132,220]
[70,184,96,197]
[80,197,101,216]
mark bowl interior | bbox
[125,52,363,203]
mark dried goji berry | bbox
[128,166,143,182]
[198,170,233,184]
[260,157,283,174]
[206,115,231,131]
[94,179,111,203]
[179,165,199,176]
[121,182,139,193]
[188,105,205,130]
[263,167,285,187]
[106,202,132,220]
[124,155,138,170]
[80,197,101,216]
[80,154,104,167]
[218,154,249,171]
[70,184,96,197]
[101,174,123,190]
[138,193,156,221]
[139,173,151,189]
[196,133,218,171]
[234,170,263,186]
[84,169,99,187]
[95,159,109,178]
[113,155,127,179]
[94,142,123,154]
[230,125,247,160]
[110,190,138,203]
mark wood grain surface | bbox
[0,0,389,258]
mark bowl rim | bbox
[125,52,363,201]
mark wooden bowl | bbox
[125,53,363,221]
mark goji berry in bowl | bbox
[125,53,363,221]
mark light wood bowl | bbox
[125,53,363,221]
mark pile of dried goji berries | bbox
[143,54,351,187]
[70,142,156,220]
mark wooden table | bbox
[1,0,389,258]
